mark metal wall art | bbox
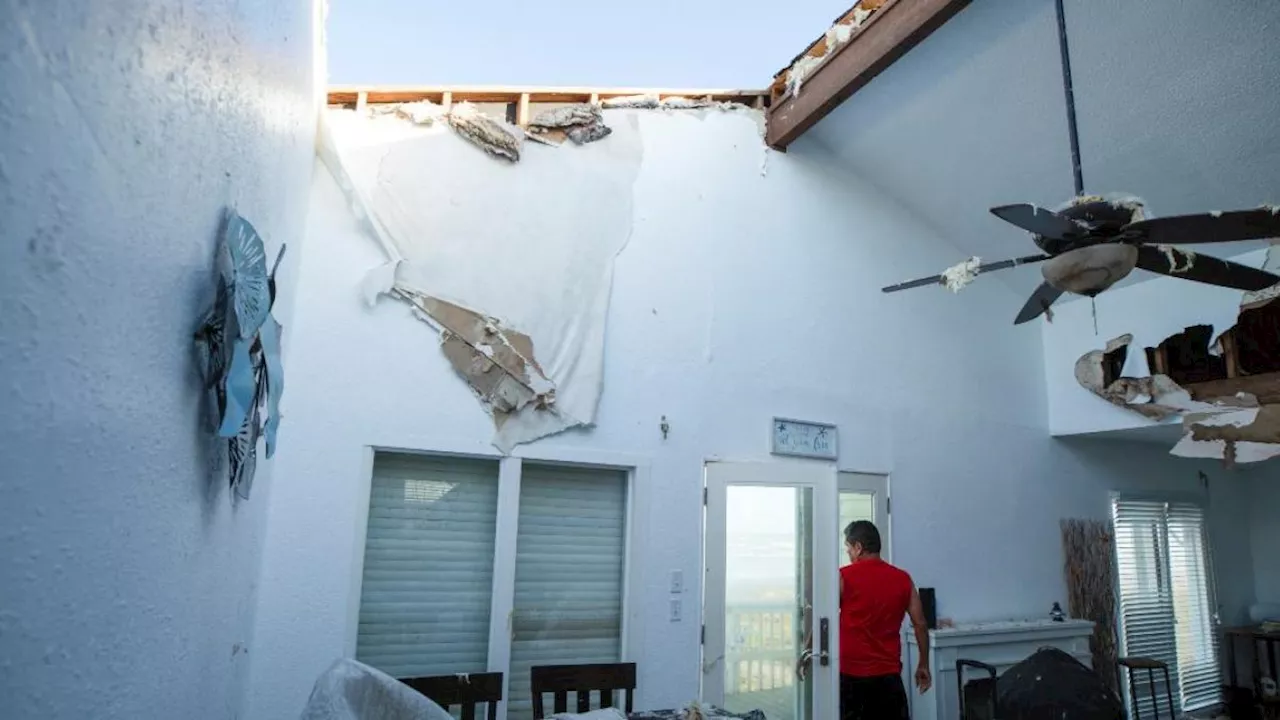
[194,210,286,500]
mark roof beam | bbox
[765,0,971,150]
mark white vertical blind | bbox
[506,464,628,720]
[1166,502,1221,712]
[356,453,500,678]
[1112,497,1220,716]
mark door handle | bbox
[818,617,830,666]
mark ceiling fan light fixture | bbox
[1042,244,1139,296]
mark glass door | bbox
[703,462,838,720]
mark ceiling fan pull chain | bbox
[1091,296,1098,335]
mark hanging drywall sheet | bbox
[321,108,643,451]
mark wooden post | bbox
[441,91,453,112]
[1221,331,1239,378]
[589,92,600,106]
[516,93,531,126]
[355,91,368,113]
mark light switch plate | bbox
[669,598,682,622]
[670,570,684,594]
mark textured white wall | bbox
[1249,470,1280,603]
[0,1,319,718]
[246,109,1251,718]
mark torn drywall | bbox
[397,290,555,423]
[1243,239,1279,310]
[320,107,643,451]
[1074,281,1280,464]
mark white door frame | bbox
[702,460,839,720]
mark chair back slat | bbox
[530,663,637,719]
[401,672,504,720]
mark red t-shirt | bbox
[839,558,913,677]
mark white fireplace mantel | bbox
[903,619,1095,720]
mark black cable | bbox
[1055,0,1085,196]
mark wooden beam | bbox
[765,0,971,150]
[328,85,769,108]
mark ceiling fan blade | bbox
[1128,208,1280,245]
[1135,245,1280,291]
[1013,282,1064,325]
[991,204,1087,240]
[881,254,1050,293]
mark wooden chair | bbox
[530,663,636,719]
[401,672,504,720]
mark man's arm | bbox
[908,584,932,692]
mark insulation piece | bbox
[447,102,523,162]
[941,256,981,292]
[527,103,612,145]
[399,291,555,424]
[781,0,885,98]
[660,96,714,110]
[602,94,660,109]
[393,100,446,126]
[1242,239,1279,310]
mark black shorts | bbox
[840,673,910,720]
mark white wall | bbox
[1249,468,1280,604]
[1042,248,1271,437]
[0,1,319,719]
[247,109,1251,718]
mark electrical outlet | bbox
[670,570,684,594]
[669,598,682,622]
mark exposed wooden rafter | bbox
[765,0,972,150]
[328,85,770,115]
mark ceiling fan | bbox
[880,0,1280,325]
[882,199,1280,324]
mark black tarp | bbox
[994,647,1125,720]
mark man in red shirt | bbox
[803,520,931,719]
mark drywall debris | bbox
[941,256,981,292]
[602,94,660,109]
[526,103,613,146]
[397,290,555,423]
[530,104,601,128]
[1173,405,1280,465]
[447,102,523,162]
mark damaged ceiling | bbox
[1074,241,1280,465]
[804,0,1280,296]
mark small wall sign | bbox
[771,418,838,460]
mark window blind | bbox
[1112,498,1220,716]
[506,464,628,720]
[1165,502,1220,712]
[356,454,500,679]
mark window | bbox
[1112,497,1220,716]
[355,453,632,720]
[356,455,500,677]
[507,464,628,720]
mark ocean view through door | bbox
[703,462,838,720]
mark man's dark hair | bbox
[844,520,882,554]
